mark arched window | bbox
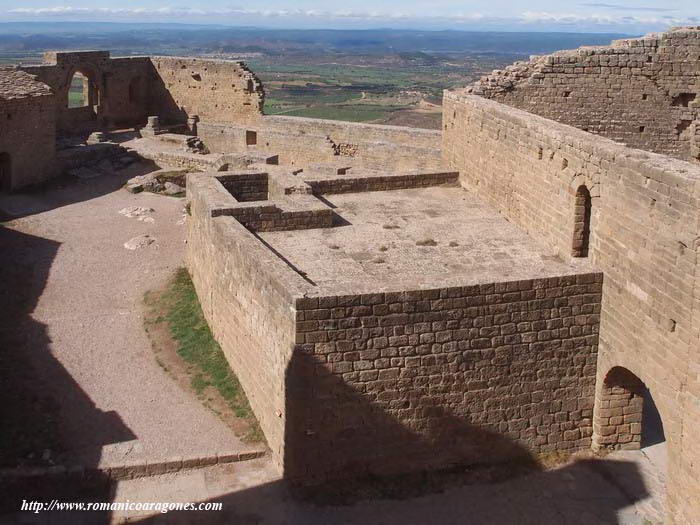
[68,72,89,108]
[0,152,11,192]
[572,185,592,257]
[67,70,99,109]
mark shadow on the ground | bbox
[132,457,647,524]
[132,348,651,524]
[0,223,133,523]
[0,160,155,222]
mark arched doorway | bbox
[595,367,641,449]
[593,367,667,521]
[0,152,11,193]
[67,70,99,109]
[572,184,592,257]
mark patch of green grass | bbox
[161,268,263,440]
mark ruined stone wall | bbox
[469,27,700,162]
[304,171,458,195]
[149,57,263,127]
[198,117,443,171]
[21,51,152,133]
[186,176,313,473]
[287,276,602,482]
[442,92,700,524]
[19,52,264,135]
[0,95,56,190]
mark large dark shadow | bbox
[0,222,134,523]
[0,157,156,222]
[145,62,188,127]
[134,349,650,524]
[641,386,665,448]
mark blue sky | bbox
[1,1,698,32]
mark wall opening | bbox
[572,185,591,257]
[67,70,98,109]
[671,93,697,107]
[593,367,666,450]
[0,152,11,193]
[246,130,258,146]
[68,72,88,108]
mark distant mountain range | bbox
[0,22,632,57]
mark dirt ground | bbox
[0,164,262,474]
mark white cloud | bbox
[520,10,697,26]
[6,5,698,29]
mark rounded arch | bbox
[569,173,600,198]
[593,366,665,450]
[66,67,100,109]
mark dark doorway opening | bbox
[0,152,11,193]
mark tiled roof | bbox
[0,68,52,100]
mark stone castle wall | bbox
[287,277,602,482]
[468,27,700,163]
[187,172,603,485]
[186,175,314,473]
[22,51,153,133]
[0,94,57,191]
[149,57,263,126]
[198,116,442,171]
[442,91,700,524]
[19,52,264,135]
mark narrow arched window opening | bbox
[572,185,592,257]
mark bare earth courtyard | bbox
[0,171,263,471]
[2,26,700,525]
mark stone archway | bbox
[593,366,665,450]
[0,152,11,193]
[67,69,99,109]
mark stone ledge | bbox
[0,448,267,482]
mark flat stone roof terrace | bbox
[259,185,592,295]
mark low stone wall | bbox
[264,115,441,151]
[305,171,458,195]
[198,116,443,171]
[186,176,313,473]
[221,202,334,233]
[287,276,602,482]
[442,91,700,524]
[218,172,269,201]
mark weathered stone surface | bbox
[163,182,184,196]
[123,234,156,250]
[118,206,155,222]
[442,85,700,525]
[468,27,700,164]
